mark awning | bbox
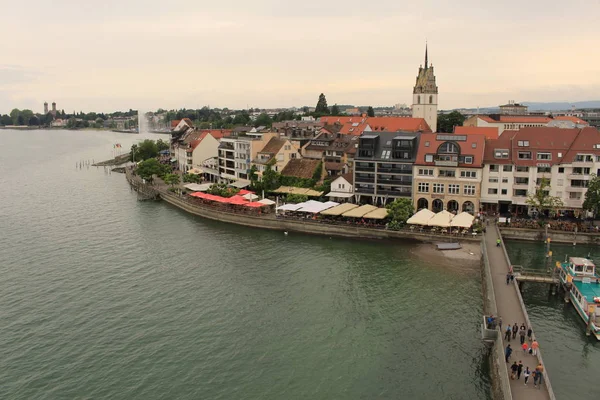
[187,168,204,175]
[342,205,378,218]
[450,212,475,228]
[225,195,248,205]
[297,201,339,214]
[407,209,435,225]
[238,189,254,195]
[202,167,219,176]
[363,208,389,220]
[184,183,212,192]
[242,193,259,201]
[230,179,251,189]
[273,186,324,197]
[325,192,354,198]
[427,210,454,227]
[277,203,305,211]
[320,203,359,216]
[244,202,267,208]
[258,198,276,205]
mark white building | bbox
[326,173,354,202]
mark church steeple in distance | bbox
[425,42,428,69]
[412,42,438,132]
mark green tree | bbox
[286,194,308,203]
[254,113,273,128]
[315,93,330,115]
[28,115,40,126]
[330,104,340,116]
[130,144,139,162]
[312,161,323,181]
[10,108,21,124]
[386,198,413,229]
[163,173,180,188]
[67,117,77,129]
[233,111,251,125]
[367,106,375,117]
[43,113,54,126]
[0,114,12,125]
[136,139,159,161]
[17,115,25,125]
[583,174,600,217]
[262,160,281,192]
[156,139,169,152]
[526,177,564,216]
[436,111,465,133]
[136,158,163,183]
[183,173,202,183]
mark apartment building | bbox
[302,131,358,176]
[353,131,420,205]
[217,132,277,182]
[251,137,301,176]
[463,114,553,135]
[481,127,600,216]
[412,133,485,214]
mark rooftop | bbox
[280,158,321,179]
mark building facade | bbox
[463,115,552,135]
[412,133,485,214]
[252,137,301,176]
[217,132,278,182]
[499,101,528,115]
[353,131,420,205]
[411,45,438,133]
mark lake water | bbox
[506,240,600,399]
[0,129,491,399]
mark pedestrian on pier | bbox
[521,342,528,353]
[510,361,518,379]
[517,361,523,379]
[533,369,539,387]
[527,327,532,341]
[505,326,512,341]
[510,274,515,283]
[497,316,503,331]
[531,339,539,355]
[512,323,518,339]
[496,238,501,247]
[519,328,526,344]
[505,344,512,362]
[520,323,526,331]
[506,273,511,285]
[523,367,531,385]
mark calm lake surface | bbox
[0,129,491,399]
[506,241,600,399]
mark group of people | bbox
[506,217,599,233]
[508,361,546,388]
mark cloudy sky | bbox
[2,0,599,114]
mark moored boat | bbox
[558,257,600,339]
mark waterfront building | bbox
[301,131,358,176]
[480,126,600,215]
[326,173,354,202]
[412,133,485,214]
[499,100,528,115]
[251,137,301,176]
[173,129,227,173]
[411,44,438,133]
[353,131,421,205]
[463,114,552,135]
[191,130,231,177]
[218,132,278,182]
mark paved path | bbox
[485,227,551,400]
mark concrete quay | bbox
[484,226,556,400]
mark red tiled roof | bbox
[171,120,180,128]
[182,118,194,126]
[339,120,370,136]
[562,127,600,162]
[415,133,486,167]
[366,117,432,133]
[554,116,589,125]
[474,115,552,124]
[319,116,367,125]
[454,126,499,140]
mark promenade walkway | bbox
[484,227,552,400]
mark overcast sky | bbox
[2,0,599,114]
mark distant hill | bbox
[522,101,600,111]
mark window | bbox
[284,145,291,150]
[514,189,527,197]
[558,167,564,173]
[537,167,551,173]
[514,177,529,185]
[464,156,473,164]
[489,165,499,172]
[488,188,498,195]
[495,149,509,159]
[438,142,460,154]
[433,183,444,193]
[516,166,529,172]
[518,151,532,160]
[429,95,433,104]
[502,177,508,183]
[489,177,498,183]
[472,143,477,148]
[501,189,508,195]
[425,155,433,162]
[517,140,530,147]
[464,185,475,196]
[439,170,456,177]
[569,192,582,200]
[417,95,421,104]
[418,182,429,193]
[418,168,434,176]
[503,165,513,172]
[537,152,551,160]
[448,184,460,194]
[461,171,477,178]
[425,141,430,147]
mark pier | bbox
[483,226,556,400]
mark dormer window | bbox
[438,142,459,154]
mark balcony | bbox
[434,160,458,167]
[378,179,411,186]
[567,186,587,192]
[355,166,375,172]
[378,190,410,196]
[572,160,594,167]
[355,187,375,194]
[564,198,583,208]
[568,173,591,180]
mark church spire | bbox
[424,42,428,69]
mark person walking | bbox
[527,326,533,341]
[505,344,512,363]
[519,328,526,344]
[497,238,501,247]
[510,361,518,379]
[512,323,518,339]
[517,361,523,380]
[505,326,512,341]
[521,342,528,353]
[536,364,544,389]
[506,273,511,285]
[533,369,539,387]
[523,366,531,385]
[531,339,539,355]
[498,316,503,332]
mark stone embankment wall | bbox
[500,227,600,244]
[125,171,480,243]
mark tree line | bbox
[0,108,139,128]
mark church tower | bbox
[412,44,438,132]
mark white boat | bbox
[558,257,600,339]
